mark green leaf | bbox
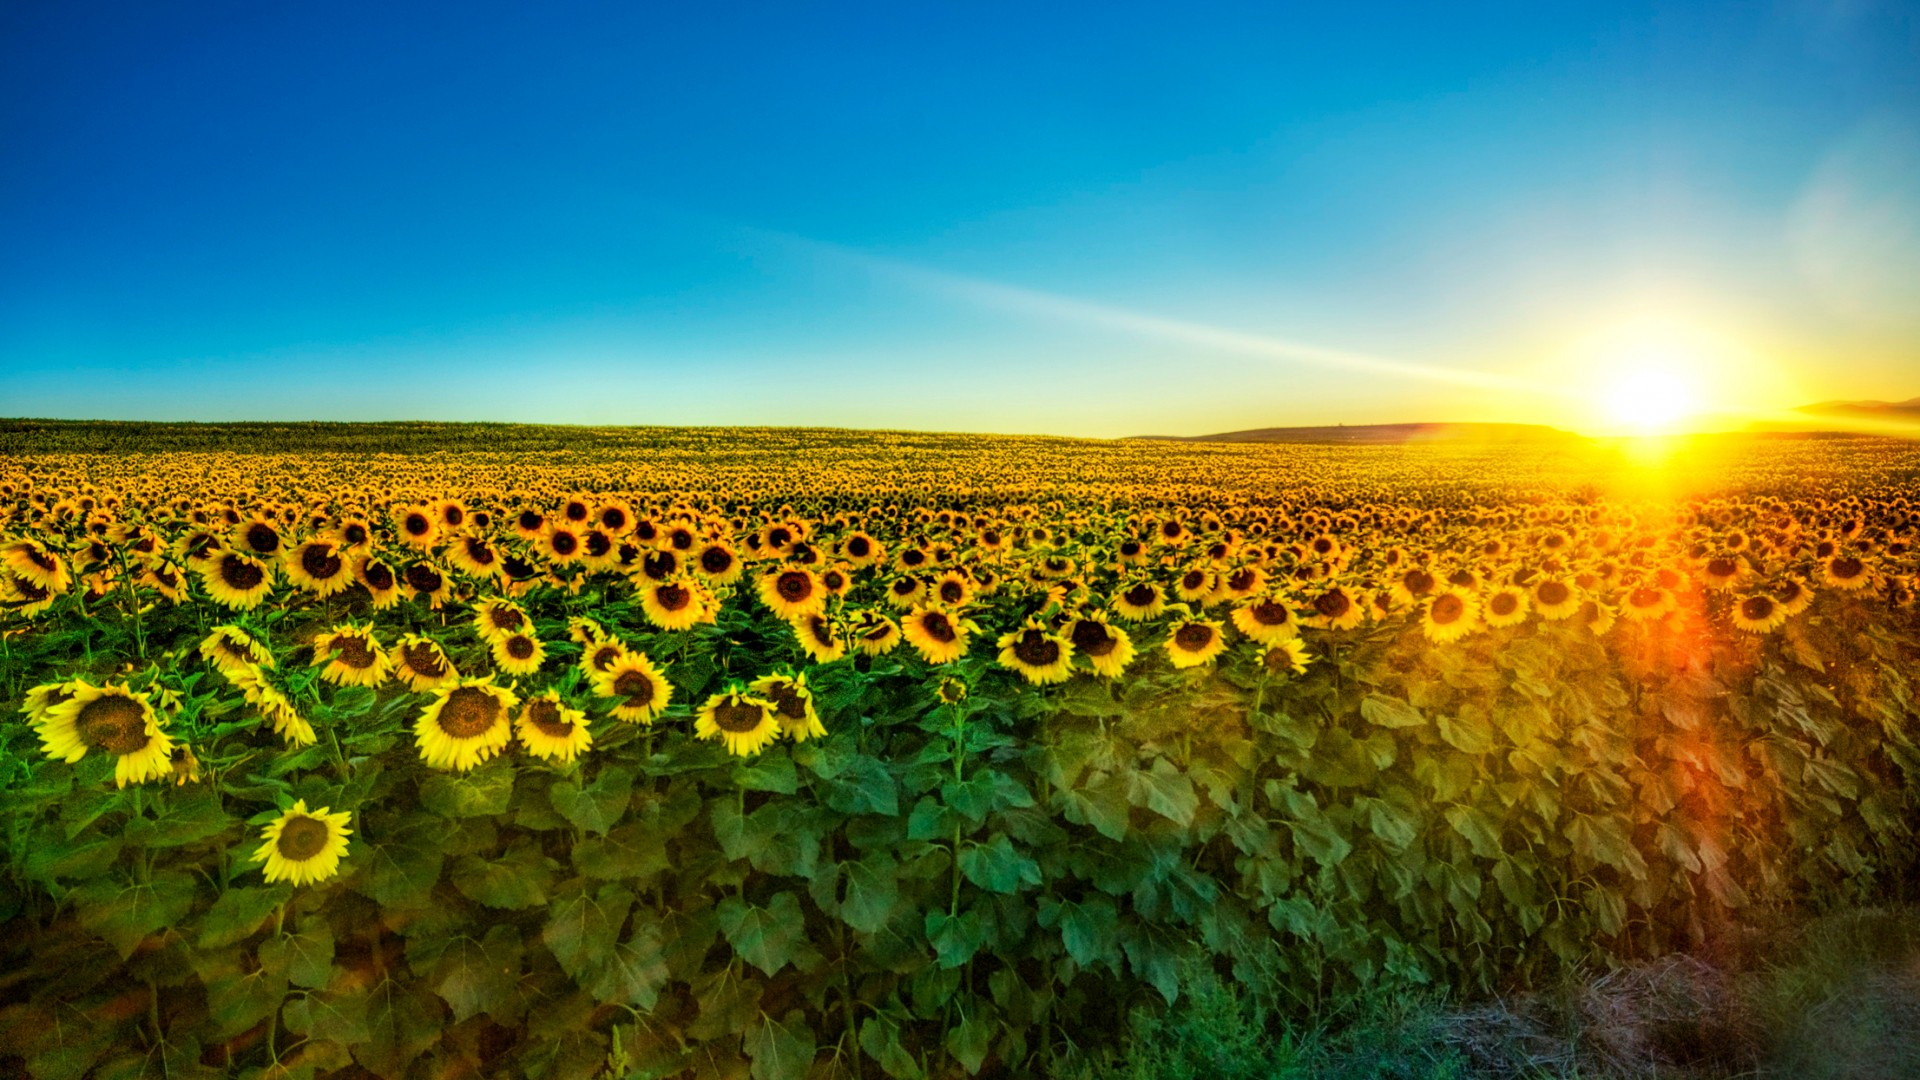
[1565,812,1648,880]
[1057,774,1130,840]
[429,924,522,1022]
[737,752,799,795]
[1360,693,1426,728]
[72,871,197,959]
[549,764,635,836]
[572,821,671,882]
[1128,758,1198,827]
[149,784,237,847]
[204,963,288,1037]
[841,853,900,933]
[355,976,444,1079]
[197,885,291,949]
[958,833,1041,894]
[543,882,635,981]
[946,1005,996,1075]
[1361,798,1419,849]
[1278,788,1351,866]
[282,986,371,1046]
[821,753,899,817]
[360,833,444,909]
[718,891,806,976]
[924,908,988,969]
[584,922,670,1010]
[744,1011,816,1080]
[1055,896,1119,968]
[1443,805,1503,860]
[451,838,554,909]
[1436,711,1494,754]
[259,922,335,989]
[859,1015,923,1079]
[690,963,763,1041]
[420,766,516,818]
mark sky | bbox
[2,1,1917,437]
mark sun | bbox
[1601,362,1702,434]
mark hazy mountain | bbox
[1128,422,1579,445]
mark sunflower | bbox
[997,621,1075,685]
[595,652,672,723]
[1165,618,1227,669]
[694,541,743,584]
[1065,611,1136,679]
[200,624,274,674]
[414,679,517,771]
[1390,567,1439,607]
[434,498,469,532]
[884,575,927,610]
[1482,585,1531,628]
[333,516,374,551]
[695,690,782,757]
[1822,555,1873,591]
[1773,577,1816,616]
[750,672,826,741]
[758,567,826,619]
[932,570,974,608]
[23,679,82,725]
[394,633,459,692]
[447,534,503,579]
[1579,598,1618,636]
[1303,585,1365,631]
[1621,583,1675,622]
[1420,589,1480,644]
[311,624,390,687]
[839,531,882,568]
[902,607,974,665]
[1230,595,1300,645]
[791,613,848,663]
[35,683,175,787]
[851,611,903,656]
[251,800,352,886]
[355,555,403,609]
[1111,580,1167,622]
[472,598,530,643]
[542,523,585,565]
[142,562,191,603]
[199,551,274,609]
[394,505,440,549]
[639,578,711,631]
[1731,593,1788,634]
[1218,564,1266,601]
[231,515,286,562]
[399,560,453,608]
[578,636,631,680]
[1531,578,1581,620]
[227,665,319,746]
[515,691,592,762]
[2,538,72,593]
[490,631,547,677]
[1235,629,1299,673]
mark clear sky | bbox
[2,1,1917,437]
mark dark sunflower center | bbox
[701,547,734,574]
[1707,557,1738,578]
[1070,620,1116,657]
[713,699,766,733]
[1831,557,1864,579]
[302,544,343,579]
[902,549,926,567]
[602,508,627,530]
[464,539,496,565]
[506,635,536,659]
[939,580,965,603]
[1490,593,1519,616]
[1775,582,1803,603]
[1012,630,1061,667]
[1250,600,1289,626]
[776,572,813,602]
[591,645,623,672]
[614,670,655,701]
[656,584,690,611]
[403,643,447,677]
[489,607,525,632]
[565,502,589,522]
[1173,624,1214,651]
[1228,569,1256,591]
[1537,582,1570,606]
[670,530,694,551]
[847,537,871,557]
[331,635,376,669]
[807,618,837,646]
[518,510,544,531]
[585,531,612,557]
[344,523,369,544]
[550,532,579,556]
[525,698,573,738]
[768,685,808,720]
[276,816,330,861]
[1313,590,1351,618]
[245,523,280,553]
[1124,584,1157,607]
[404,564,442,593]
[768,528,792,547]
[1181,570,1206,591]
[920,613,956,643]
[892,578,918,596]
[1403,570,1435,594]
[437,687,501,738]
[405,514,431,536]
[220,556,266,591]
[363,562,396,590]
[25,545,57,571]
[78,695,149,754]
[1741,596,1776,621]
[1630,587,1664,608]
[443,506,464,526]
[1430,594,1465,624]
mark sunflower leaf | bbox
[429,924,522,1023]
[549,764,634,836]
[745,1010,816,1080]
[718,891,806,976]
[196,884,290,949]
[421,766,516,819]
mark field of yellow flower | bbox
[2,421,1917,1079]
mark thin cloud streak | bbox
[750,226,1534,393]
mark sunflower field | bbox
[3,422,1919,1080]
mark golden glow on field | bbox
[1601,363,1702,434]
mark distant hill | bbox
[1128,422,1579,445]
[1748,398,1920,437]
[1796,397,1920,420]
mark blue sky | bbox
[2,1,1916,436]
